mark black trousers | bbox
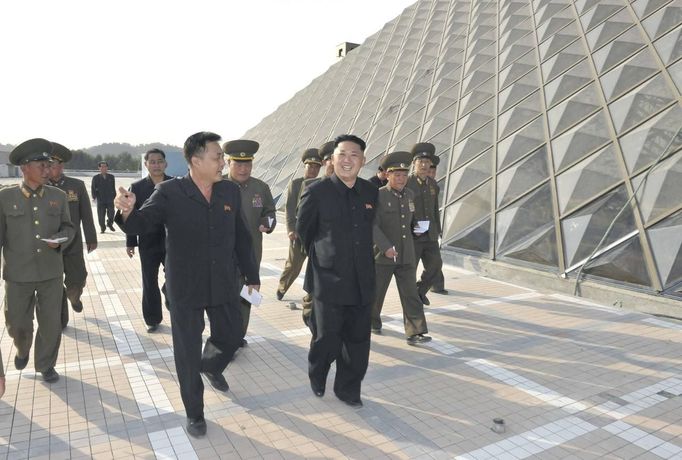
[97,201,115,230]
[140,246,167,326]
[170,303,242,419]
[309,300,371,401]
[414,240,443,296]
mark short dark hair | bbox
[183,132,221,163]
[333,134,366,152]
[144,148,166,161]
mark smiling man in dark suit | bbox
[296,134,378,408]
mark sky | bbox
[1,0,417,149]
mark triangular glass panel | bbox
[446,216,491,255]
[545,60,593,107]
[633,0,674,19]
[587,16,635,51]
[633,151,682,224]
[642,3,682,40]
[499,71,540,112]
[498,93,543,139]
[540,30,580,62]
[497,146,550,207]
[456,99,495,139]
[500,51,537,89]
[447,149,493,203]
[653,24,682,65]
[548,83,601,136]
[442,181,492,241]
[601,48,660,101]
[581,3,625,32]
[543,40,588,81]
[552,110,611,171]
[647,209,682,288]
[609,74,677,134]
[538,17,574,44]
[497,117,546,168]
[593,27,647,74]
[452,121,494,167]
[581,235,652,287]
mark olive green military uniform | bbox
[1,183,75,372]
[224,139,276,338]
[49,174,97,327]
[372,153,428,337]
[277,148,322,298]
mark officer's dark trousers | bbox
[5,278,63,372]
[277,241,307,295]
[61,249,88,328]
[97,202,115,230]
[414,240,443,296]
[431,270,445,292]
[170,303,242,419]
[309,300,371,401]
[372,263,428,337]
[140,246,166,326]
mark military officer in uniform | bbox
[368,165,388,188]
[297,134,378,407]
[91,160,116,233]
[426,155,448,295]
[276,148,322,301]
[298,141,335,328]
[406,142,443,306]
[124,148,173,332]
[372,151,431,344]
[224,140,276,345]
[48,142,98,328]
[1,138,75,383]
[115,131,260,438]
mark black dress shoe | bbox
[14,354,28,370]
[430,288,449,295]
[107,224,116,232]
[202,371,229,392]
[186,416,207,438]
[100,229,106,234]
[71,299,83,313]
[310,381,325,397]
[418,292,430,306]
[276,290,284,301]
[240,338,247,348]
[337,395,363,407]
[41,367,60,383]
[407,334,433,345]
[371,328,382,335]
[146,323,159,333]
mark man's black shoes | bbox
[14,354,28,370]
[276,290,284,301]
[240,338,247,348]
[41,367,60,383]
[407,334,432,345]
[71,299,84,313]
[186,416,207,438]
[146,323,159,333]
[202,371,229,392]
[107,224,116,232]
[418,292,430,306]
[337,395,363,407]
[431,288,449,295]
[310,381,325,397]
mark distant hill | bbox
[84,142,182,156]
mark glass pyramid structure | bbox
[242,0,682,298]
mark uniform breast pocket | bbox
[5,207,25,219]
[47,206,61,216]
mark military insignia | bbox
[387,201,391,207]
[252,194,263,208]
[239,152,246,158]
[12,204,17,210]
[430,187,436,196]
[409,200,415,213]
[67,190,78,202]
[365,203,373,209]
[224,204,231,212]
[49,200,59,207]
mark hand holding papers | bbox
[240,285,262,306]
[41,236,68,244]
[267,216,274,228]
[413,220,430,235]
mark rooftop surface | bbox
[1,178,681,459]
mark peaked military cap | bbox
[430,155,440,167]
[50,142,73,163]
[380,151,413,172]
[9,138,53,165]
[318,141,335,161]
[301,148,322,165]
[223,139,259,161]
[411,142,436,160]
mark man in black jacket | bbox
[124,148,172,332]
[115,132,260,438]
[296,134,378,408]
[91,161,116,233]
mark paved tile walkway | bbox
[1,193,681,459]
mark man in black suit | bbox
[114,132,260,438]
[124,148,173,332]
[296,134,378,408]
[91,161,116,233]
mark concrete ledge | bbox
[442,250,682,319]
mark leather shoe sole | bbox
[41,368,60,383]
[186,416,207,437]
[202,371,229,392]
[14,355,28,370]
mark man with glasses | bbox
[48,142,98,328]
[124,148,173,332]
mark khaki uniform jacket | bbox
[373,186,417,266]
[225,176,276,265]
[0,184,75,282]
[49,175,97,255]
[285,177,304,234]
[406,175,441,243]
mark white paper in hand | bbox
[414,220,430,234]
[240,285,263,306]
[267,216,274,228]
[41,236,69,244]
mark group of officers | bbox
[0,132,447,438]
